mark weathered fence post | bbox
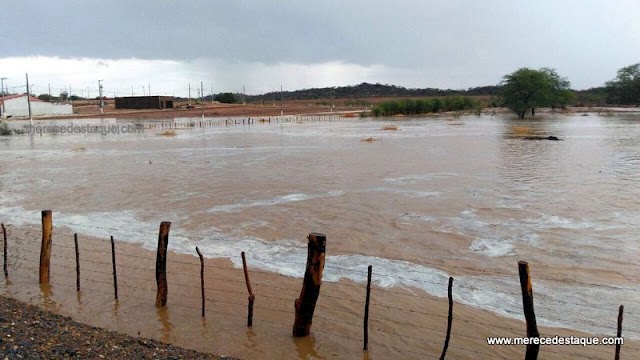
[110,236,118,300]
[2,223,7,278]
[74,233,80,291]
[615,305,624,360]
[39,210,53,285]
[363,265,372,350]
[440,277,454,360]
[196,246,205,317]
[155,221,171,307]
[518,261,539,360]
[292,233,326,337]
[241,251,255,327]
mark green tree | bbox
[37,94,54,102]
[214,92,237,103]
[500,67,571,118]
[605,63,640,105]
[540,68,573,111]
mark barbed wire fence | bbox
[1,211,637,359]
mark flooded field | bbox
[1,113,640,358]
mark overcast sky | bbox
[1,0,639,97]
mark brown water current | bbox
[1,113,640,358]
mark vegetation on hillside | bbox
[248,83,501,102]
[214,92,237,103]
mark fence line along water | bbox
[0,211,636,359]
[139,113,348,131]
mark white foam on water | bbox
[384,172,459,185]
[526,214,622,232]
[1,203,638,339]
[207,191,344,213]
[364,187,441,198]
[398,212,437,223]
[469,238,515,257]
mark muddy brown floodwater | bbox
[1,112,640,359]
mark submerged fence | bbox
[1,211,638,359]
[141,113,347,131]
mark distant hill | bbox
[244,82,502,101]
[200,82,606,107]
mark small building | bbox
[115,96,175,110]
[0,94,73,118]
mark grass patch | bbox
[381,124,398,131]
[0,122,13,136]
[0,122,25,136]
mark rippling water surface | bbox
[1,113,639,337]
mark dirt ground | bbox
[0,295,236,359]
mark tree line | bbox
[245,83,502,102]
[500,62,640,118]
[368,62,639,118]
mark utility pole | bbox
[200,81,204,119]
[48,83,51,101]
[211,84,213,103]
[242,84,246,106]
[280,85,283,116]
[0,77,6,118]
[25,73,32,125]
[272,88,275,107]
[98,80,104,115]
[331,87,335,113]
[148,83,151,96]
[188,83,191,105]
[131,85,134,96]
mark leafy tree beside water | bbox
[605,63,640,105]
[500,67,572,119]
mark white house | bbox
[0,94,73,118]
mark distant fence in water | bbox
[1,211,637,359]
[142,113,350,130]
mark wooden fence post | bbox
[155,221,171,307]
[615,305,624,360]
[196,246,205,317]
[111,236,118,300]
[518,261,539,360]
[74,233,80,291]
[363,265,372,350]
[292,233,326,337]
[440,277,454,360]
[2,223,7,278]
[39,210,53,285]
[241,251,255,327]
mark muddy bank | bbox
[0,294,235,359]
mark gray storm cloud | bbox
[1,0,640,90]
